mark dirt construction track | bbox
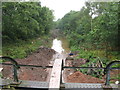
[2,47,119,84]
[2,47,56,81]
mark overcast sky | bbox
[40,0,86,21]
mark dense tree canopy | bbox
[2,2,54,43]
[57,2,119,51]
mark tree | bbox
[2,2,54,43]
[56,2,119,50]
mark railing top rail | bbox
[0,56,120,86]
[0,56,20,69]
[1,56,120,69]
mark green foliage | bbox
[57,2,119,50]
[2,36,52,59]
[56,2,119,60]
[55,2,120,79]
[112,63,120,68]
[111,74,120,80]
[2,2,54,59]
[2,2,54,43]
[70,46,120,78]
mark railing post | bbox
[105,68,110,85]
[0,56,20,82]
[13,65,19,82]
[60,60,64,84]
[105,61,120,85]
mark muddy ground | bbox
[63,58,104,83]
[64,56,120,84]
[2,47,56,81]
[2,47,119,84]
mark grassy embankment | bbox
[2,35,53,59]
[0,35,53,78]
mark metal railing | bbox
[0,56,20,82]
[105,61,120,85]
[0,56,53,82]
[0,56,120,86]
[62,60,120,85]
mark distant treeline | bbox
[2,2,54,43]
[56,2,119,51]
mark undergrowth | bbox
[2,35,52,59]
[70,45,120,79]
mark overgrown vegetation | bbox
[56,2,120,78]
[2,2,54,43]
[1,1,120,81]
[56,2,120,60]
[2,2,54,58]
[2,35,52,59]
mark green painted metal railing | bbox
[0,56,20,82]
[0,56,53,82]
[0,56,120,86]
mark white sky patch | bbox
[40,0,86,21]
